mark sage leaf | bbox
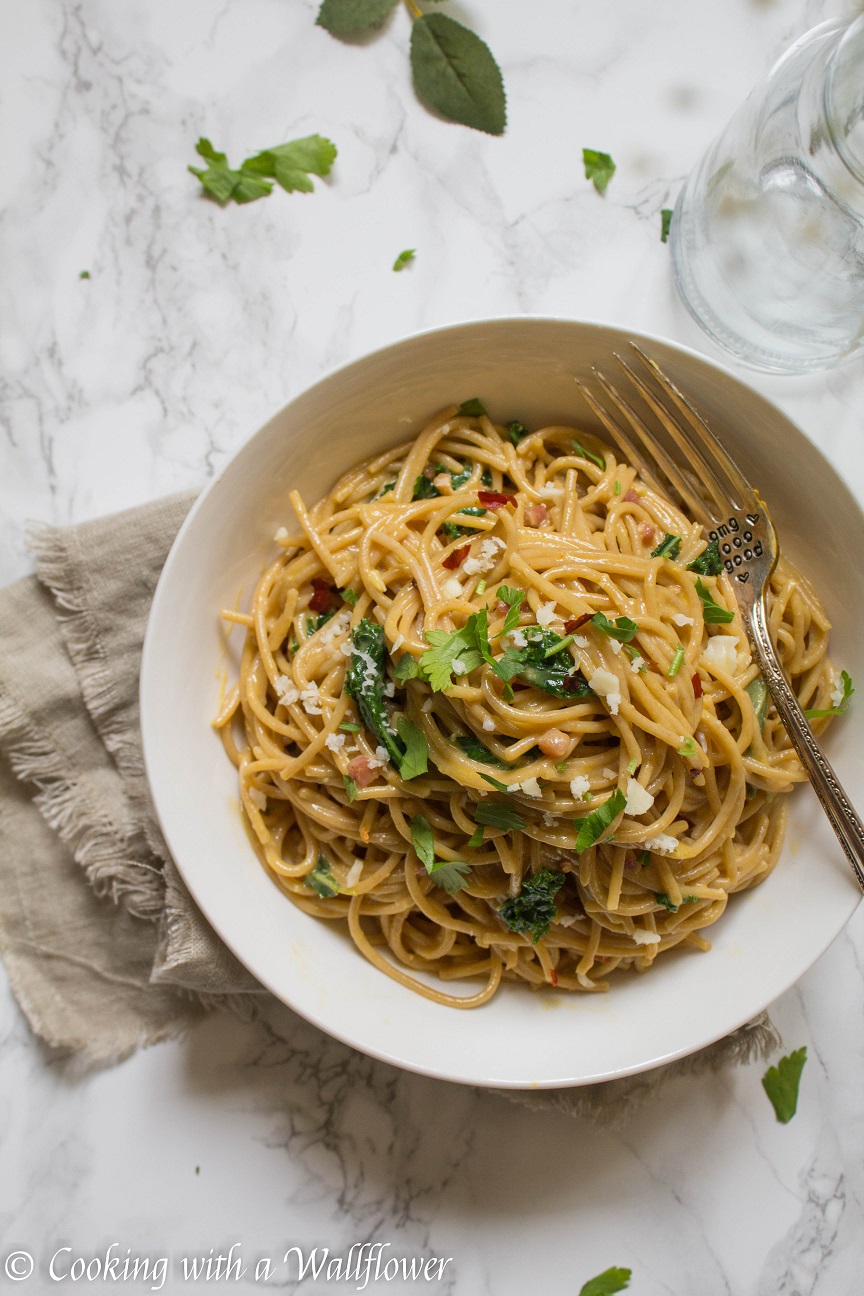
[410,13,506,137]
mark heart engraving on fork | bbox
[736,571,750,583]
[745,513,760,525]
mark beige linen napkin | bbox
[0,496,779,1108]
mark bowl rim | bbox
[140,314,863,1087]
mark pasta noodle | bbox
[215,404,840,1006]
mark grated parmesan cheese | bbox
[645,833,678,855]
[507,629,528,649]
[608,638,623,655]
[831,673,845,707]
[299,682,323,715]
[588,667,621,715]
[536,601,558,628]
[392,633,405,654]
[482,716,496,732]
[452,658,469,676]
[702,635,738,675]
[625,777,654,816]
[248,787,267,810]
[346,860,363,888]
[463,537,505,577]
[442,576,464,599]
[273,526,289,543]
[516,776,543,798]
[274,675,299,705]
[672,613,695,627]
[631,929,661,945]
[570,775,590,799]
[325,733,346,752]
[629,654,645,674]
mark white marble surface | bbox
[3,0,864,1291]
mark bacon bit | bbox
[640,523,656,545]
[442,543,470,570]
[624,488,639,503]
[538,728,571,758]
[347,755,376,788]
[549,968,559,987]
[564,613,593,634]
[524,502,548,527]
[423,465,437,479]
[478,490,516,509]
[692,672,703,699]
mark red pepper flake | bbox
[442,543,470,570]
[549,968,559,987]
[311,577,331,590]
[692,672,703,699]
[478,490,516,509]
[564,613,593,633]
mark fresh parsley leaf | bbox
[307,609,337,634]
[497,585,525,636]
[591,611,639,643]
[448,464,473,489]
[457,397,487,417]
[392,653,421,682]
[467,826,484,848]
[695,578,735,624]
[475,801,526,831]
[762,1047,807,1123]
[440,521,462,540]
[578,1266,632,1296]
[307,855,340,897]
[409,814,470,892]
[393,248,416,271]
[481,466,493,487]
[678,737,697,757]
[410,13,507,137]
[316,0,398,36]
[805,670,854,719]
[572,438,606,470]
[651,533,682,561]
[242,135,337,194]
[458,506,487,519]
[505,420,528,445]
[687,539,724,576]
[340,588,358,606]
[428,859,471,893]
[189,137,273,205]
[452,734,508,767]
[79,270,90,280]
[515,626,593,698]
[654,891,678,913]
[420,623,482,691]
[660,208,673,243]
[480,772,509,792]
[583,149,616,194]
[343,775,358,803]
[499,869,565,943]
[668,644,685,678]
[397,716,429,779]
[746,677,769,728]
[574,789,626,852]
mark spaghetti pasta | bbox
[215,404,840,1006]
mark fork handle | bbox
[748,599,864,892]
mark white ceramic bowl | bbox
[141,318,864,1088]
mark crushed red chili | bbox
[442,544,470,570]
[549,968,559,987]
[309,587,333,612]
[478,490,516,509]
[692,672,703,699]
[564,613,593,633]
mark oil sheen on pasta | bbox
[215,404,838,1007]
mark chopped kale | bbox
[687,539,723,576]
[651,533,682,561]
[499,869,565,943]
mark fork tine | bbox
[582,370,714,525]
[574,379,667,497]
[626,344,756,509]
[613,351,736,516]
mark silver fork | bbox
[577,344,864,892]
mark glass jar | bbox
[670,17,864,373]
